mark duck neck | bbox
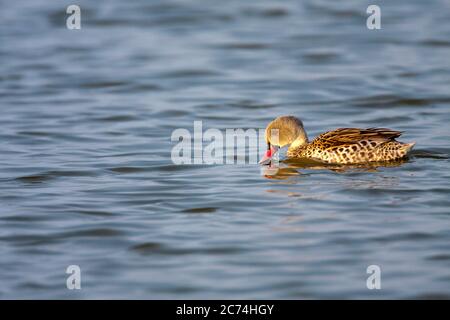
[288,130,309,151]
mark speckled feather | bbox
[287,128,415,164]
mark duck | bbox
[259,115,415,165]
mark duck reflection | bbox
[260,157,410,179]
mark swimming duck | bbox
[259,116,415,165]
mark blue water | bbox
[1,0,450,299]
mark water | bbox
[1,0,450,299]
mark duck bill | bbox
[258,153,272,165]
[259,146,279,165]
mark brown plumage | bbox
[263,116,415,164]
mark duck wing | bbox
[317,128,402,145]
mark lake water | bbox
[1,0,450,299]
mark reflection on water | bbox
[1,0,450,299]
[261,157,410,179]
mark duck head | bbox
[259,116,309,165]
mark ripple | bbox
[419,39,450,47]
[302,51,340,63]
[350,95,437,108]
[0,228,125,247]
[426,254,450,261]
[409,293,450,299]
[182,207,217,214]
[108,166,148,174]
[371,232,436,243]
[257,8,289,18]
[79,81,128,89]
[15,170,99,183]
[130,243,246,256]
[158,69,221,79]
[218,42,271,50]
[412,150,449,160]
[111,83,163,93]
[196,100,278,111]
[94,115,139,122]
[17,131,53,137]
[72,210,116,217]
[0,215,48,222]
[129,242,163,253]
[15,174,53,184]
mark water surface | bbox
[1,0,450,299]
